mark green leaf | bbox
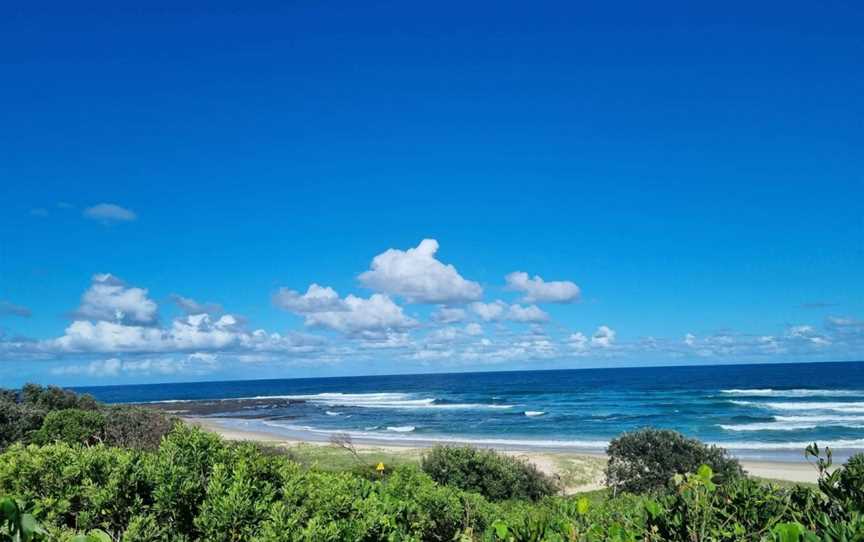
[643,499,661,519]
[492,519,509,539]
[576,496,590,515]
[20,514,47,536]
[87,530,113,542]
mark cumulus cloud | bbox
[54,320,166,352]
[304,293,418,334]
[74,274,158,325]
[567,332,588,350]
[171,294,224,316]
[431,307,467,324]
[274,282,417,335]
[83,203,137,223]
[50,311,323,355]
[506,304,549,323]
[359,239,482,303]
[0,301,32,318]
[505,272,581,303]
[470,300,507,321]
[469,301,549,323]
[272,284,347,313]
[591,325,616,348]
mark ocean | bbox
[77,361,864,462]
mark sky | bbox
[1,1,862,386]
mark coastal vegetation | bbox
[1,385,863,541]
[605,428,744,495]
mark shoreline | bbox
[184,416,824,487]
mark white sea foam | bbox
[718,439,864,450]
[232,392,513,411]
[386,425,416,433]
[720,421,864,432]
[524,411,546,417]
[734,401,864,413]
[721,389,862,397]
[325,411,341,416]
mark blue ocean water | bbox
[78,361,864,461]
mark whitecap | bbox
[741,401,864,413]
[721,389,862,398]
[524,411,546,417]
[386,425,416,433]
[230,392,513,411]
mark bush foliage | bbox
[0,384,176,452]
[421,445,558,501]
[605,428,744,494]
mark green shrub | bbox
[194,443,285,541]
[33,409,107,446]
[421,445,558,502]
[0,443,150,537]
[19,385,98,412]
[146,424,228,538]
[837,453,864,512]
[605,428,743,494]
[101,407,176,451]
[0,403,45,451]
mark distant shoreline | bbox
[184,415,824,486]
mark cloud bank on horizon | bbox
[1,238,861,385]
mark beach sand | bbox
[184,416,822,492]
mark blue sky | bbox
[1,1,862,386]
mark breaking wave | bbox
[239,392,515,411]
[721,389,862,397]
[733,401,864,413]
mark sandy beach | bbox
[184,416,823,490]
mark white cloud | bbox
[591,325,616,348]
[274,282,417,335]
[273,284,347,313]
[54,321,165,352]
[567,332,588,350]
[50,312,323,355]
[684,333,696,346]
[506,304,549,323]
[431,307,467,324]
[303,293,418,334]
[171,294,224,316]
[357,331,412,349]
[505,271,580,303]
[470,301,549,323]
[75,274,158,325]
[358,239,482,303]
[470,301,507,321]
[465,323,484,336]
[83,203,137,223]
[785,325,830,347]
